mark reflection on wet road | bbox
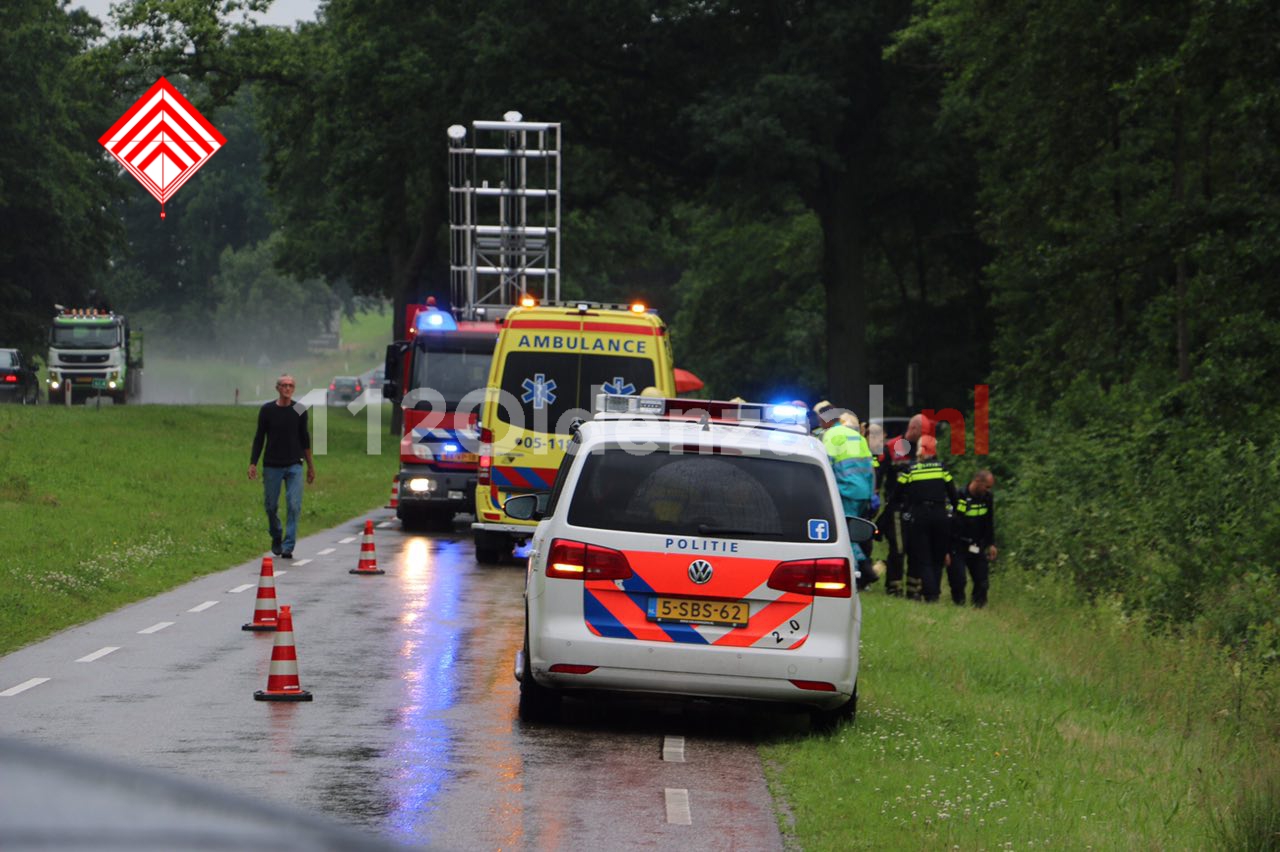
[0,513,791,850]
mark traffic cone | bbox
[253,605,312,701]
[386,477,399,510]
[241,556,278,631]
[350,519,385,575]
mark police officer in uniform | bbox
[889,434,957,602]
[948,470,997,607]
[878,414,926,595]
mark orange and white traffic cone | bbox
[350,519,385,575]
[253,605,312,701]
[386,477,399,510]
[241,556,278,631]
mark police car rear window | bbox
[498,352,656,432]
[567,450,836,542]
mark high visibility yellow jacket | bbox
[821,424,875,516]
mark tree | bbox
[0,0,122,357]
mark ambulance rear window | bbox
[567,450,836,542]
[498,352,655,432]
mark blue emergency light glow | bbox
[416,309,457,332]
[766,404,807,424]
[443,443,459,453]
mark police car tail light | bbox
[767,558,852,598]
[477,427,493,485]
[546,539,633,581]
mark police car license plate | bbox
[440,452,477,463]
[650,597,748,628]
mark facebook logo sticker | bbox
[808,519,830,541]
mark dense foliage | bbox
[1,0,1276,654]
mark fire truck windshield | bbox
[410,347,492,406]
[52,325,119,349]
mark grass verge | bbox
[0,403,397,655]
[764,573,1280,849]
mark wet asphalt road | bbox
[0,510,800,850]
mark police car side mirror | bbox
[847,516,875,543]
[504,494,544,521]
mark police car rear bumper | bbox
[527,634,858,710]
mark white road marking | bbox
[275,570,287,577]
[187,601,219,613]
[1,678,50,697]
[76,647,120,663]
[664,788,692,825]
[292,559,311,566]
[339,536,357,544]
[662,735,686,762]
[229,583,255,593]
[377,521,394,528]
[137,622,174,634]
[317,548,335,556]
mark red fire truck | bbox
[383,300,498,530]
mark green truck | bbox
[46,308,143,404]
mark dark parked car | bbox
[327,376,363,406]
[0,349,39,404]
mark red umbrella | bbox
[673,368,704,393]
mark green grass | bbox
[137,306,394,403]
[765,574,1280,849]
[0,403,397,655]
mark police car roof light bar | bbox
[592,395,810,434]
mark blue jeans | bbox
[263,464,304,553]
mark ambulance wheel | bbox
[518,629,560,722]
[474,531,506,564]
[811,684,857,732]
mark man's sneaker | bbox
[279,552,293,559]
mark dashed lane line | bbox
[229,583,255,594]
[317,548,335,556]
[275,571,287,577]
[662,735,686,762]
[377,521,395,529]
[664,788,692,825]
[187,601,219,613]
[293,559,312,566]
[137,622,174,635]
[1,678,50,697]
[76,647,119,663]
[339,536,357,544]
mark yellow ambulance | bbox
[472,300,676,562]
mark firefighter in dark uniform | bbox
[889,433,957,602]
[948,470,997,607]
[878,414,927,596]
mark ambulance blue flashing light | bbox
[415,308,457,332]
[444,442,460,453]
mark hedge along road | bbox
[0,509,794,850]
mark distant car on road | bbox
[362,366,385,389]
[0,349,39,404]
[327,376,363,406]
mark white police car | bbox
[503,395,873,728]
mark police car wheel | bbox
[518,629,560,722]
[810,684,857,732]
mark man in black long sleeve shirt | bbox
[948,470,997,607]
[248,375,315,558]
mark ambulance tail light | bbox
[768,558,852,598]
[477,427,493,485]
[546,539,633,581]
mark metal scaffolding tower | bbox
[448,112,561,320]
